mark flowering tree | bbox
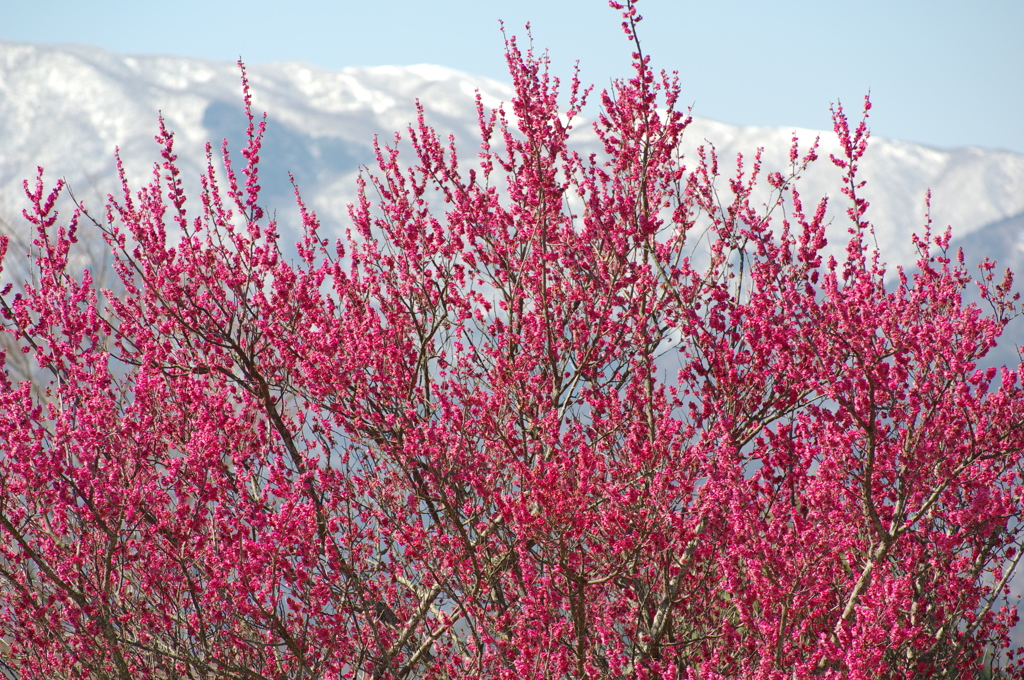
[1,3,1023,679]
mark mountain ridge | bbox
[1,38,1022,273]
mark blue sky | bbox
[2,0,1022,154]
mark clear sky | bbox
[2,0,1022,154]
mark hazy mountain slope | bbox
[951,210,1024,370]
[955,210,1024,276]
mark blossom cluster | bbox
[0,2,1022,678]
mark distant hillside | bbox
[2,39,1023,273]
[951,210,1024,370]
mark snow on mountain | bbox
[671,118,1024,271]
[1,38,1023,276]
[0,40,515,231]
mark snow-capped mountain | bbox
[2,38,1023,294]
[0,40,518,231]
[3,39,1024,272]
